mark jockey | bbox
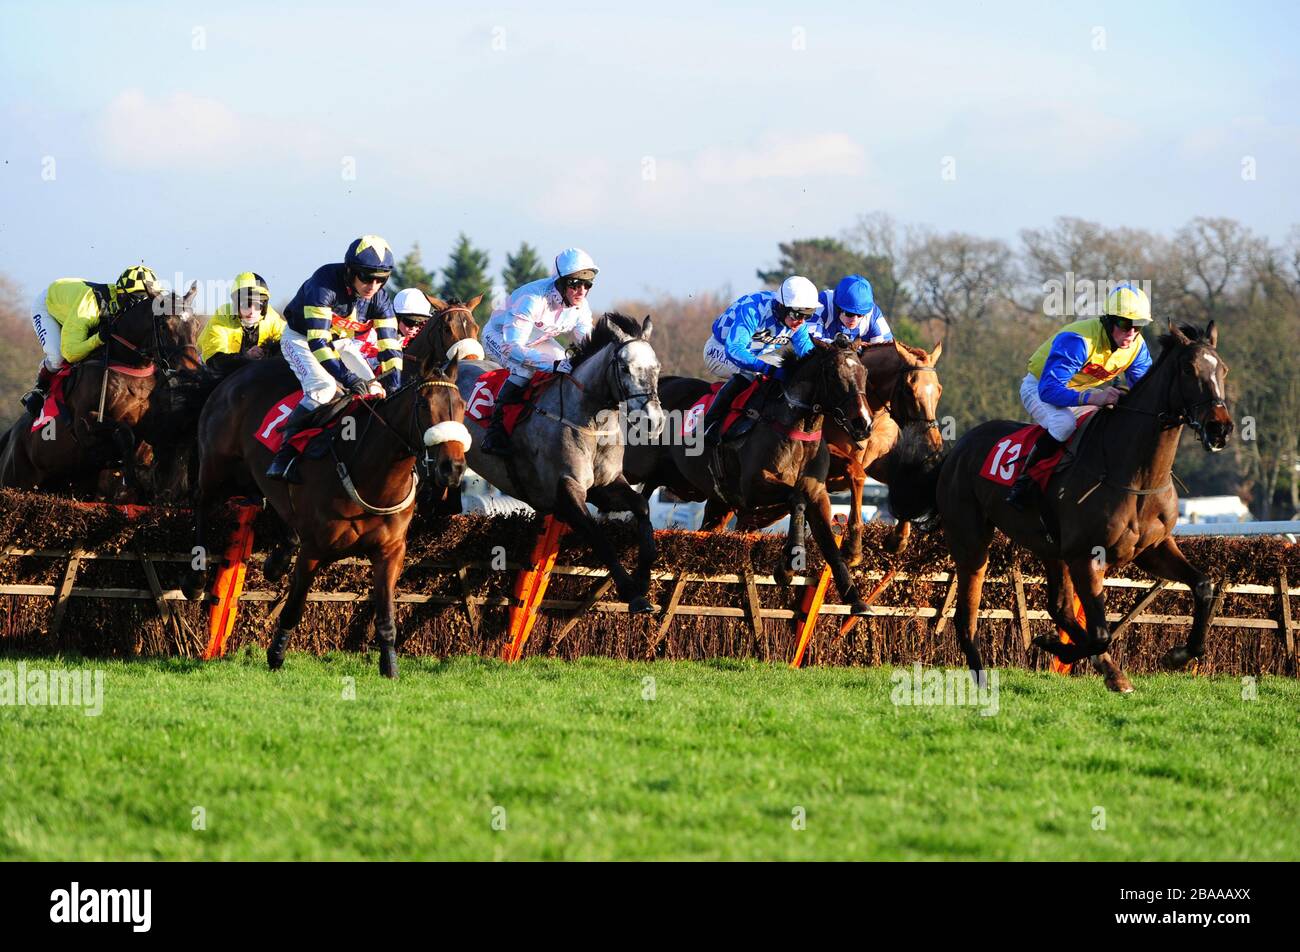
[21,265,158,415]
[700,275,820,447]
[479,248,597,456]
[1006,282,1154,510]
[812,274,893,345]
[266,235,402,482]
[359,288,431,372]
[198,272,286,373]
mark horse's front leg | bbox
[774,491,806,588]
[556,476,655,613]
[1134,536,1216,670]
[588,475,657,600]
[1043,560,1131,692]
[799,474,867,614]
[1055,555,1111,663]
[268,554,321,671]
[371,542,405,679]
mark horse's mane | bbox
[569,312,643,367]
[1126,323,1206,400]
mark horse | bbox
[733,340,944,563]
[407,294,484,369]
[0,283,202,500]
[893,321,1233,691]
[184,317,470,679]
[457,312,664,612]
[623,336,874,613]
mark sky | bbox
[2,0,1298,311]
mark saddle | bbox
[686,377,765,442]
[465,368,557,437]
[30,361,155,433]
[254,391,371,459]
[978,408,1100,492]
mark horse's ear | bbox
[928,340,943,364]
[440,354,460,381]
[425,294,448,312]
[640,315,653,340]
[810,336,831,350]
[465,294,483,312]
[1206,320,1218,348]
[1167,318,1191,345]
[184,281,198,306]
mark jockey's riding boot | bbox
[702,373,752,448]
[20,365,56,417]
[481,380,526,457]
[265,403,316,484]
[1005,434,1064,511]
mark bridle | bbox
[888,365,941,434]
[1107,343,1227,448]
[778,347,870,439]
[107,294,201,383]
[544,338,657,439]
[330,377,463,514]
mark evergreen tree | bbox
[392,242,435,293]
[502,242,549,291]
[439,233,493,323]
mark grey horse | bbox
[457,312,665,612]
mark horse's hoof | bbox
[1105,673,1135,694]
[850,599,870,616]
[267,648,285,671]
[379,648,399,679]
[1161,646,1195,670]
[627,595,657,614]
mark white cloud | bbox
[694,133,866,184]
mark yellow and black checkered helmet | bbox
[114,265,158,302]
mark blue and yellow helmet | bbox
[345,235,395,275]
[1104,283,1152,325]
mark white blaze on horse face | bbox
[1202,353,1224,399]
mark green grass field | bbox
[1,651,1296,860]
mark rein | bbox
[333,378,460,515]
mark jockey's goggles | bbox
[355,270,391,286]
[562,277,593,291]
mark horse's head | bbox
[395,325,470,489]
[423,294,485,372]
[111,281,202,372]
[801,335,871,442]
[889,340,944,452]
[571,312,664,442]
[1161,321,1233,452]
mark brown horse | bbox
[184,318,470,679]
[0,283,202,500]
[624,336,874,612]
[739,340,944,562]
[895,321,1233,691]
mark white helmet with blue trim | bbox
[555,248,599,282]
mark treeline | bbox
[390,236,549,324]
[613,214,1300,519]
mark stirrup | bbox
[20,390,45,416]
[265,449,302,484]
[481,426,512,457]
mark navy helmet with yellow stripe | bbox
[344,235,395,279]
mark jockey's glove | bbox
[553,359,573,375]
[345,377,372,398]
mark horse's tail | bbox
[886,422,946,529]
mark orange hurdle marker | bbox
[202,503,260,660]
[789,531,843,669]
[501,515,567,662]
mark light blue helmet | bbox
[833,274,875,316]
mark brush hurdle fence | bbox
[0,494,1295,676]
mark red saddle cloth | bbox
[683,378,763,438]
[979,409,1098,489]
[30,362,154,432]
[253,391,370,453]
[464,368,556,436]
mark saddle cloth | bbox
[464,368,556,436]
[979,408,1099,489]
[254,391,370,454]
[31,362,155,432]
[683,377,763,439]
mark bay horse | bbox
[623,336,874,613]
[736,340,944,563]
[0,283,202,499]
[895,321,1233,690]
[184,317,470,679]
[456,312,664,612]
